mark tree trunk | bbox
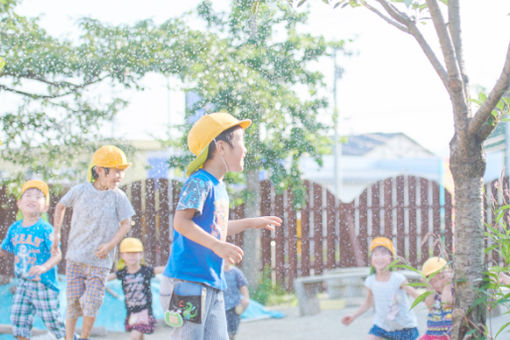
[450,136,487,339]
[243,169,261,289]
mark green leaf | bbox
[410,291,432,309]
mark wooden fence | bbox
[0,175,507,291]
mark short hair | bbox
[206,125,242,161]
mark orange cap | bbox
[370,237,395,256]
[186,112,251,176]
[21,180,49,205]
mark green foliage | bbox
[0,2,211,182]
[250,265,287,305]
[166,0,347,206]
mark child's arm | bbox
[239,285,250,308]
[96,218,132,259]
[107,272,117,281]
[500,272,510,285]
[341,288,373,326]
[227,216,282,236]
[28,246,62,278]
[401,280,420,299]
[174,209,243,264]
[154,266,165,275]
[51,202,67,255]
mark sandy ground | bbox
[25,297,510,339]
[101,298,510,340]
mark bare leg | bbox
[16,337,29,340]
[80,316,96,339]
[367,335,384,340]
[66,317,78,340]
[130,330,144,340]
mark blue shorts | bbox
[369,324,419,340]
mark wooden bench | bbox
[294,268,422,316]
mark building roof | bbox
[342,132,434,157]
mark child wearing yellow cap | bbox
[341,237,420,340]
[52,145,135,340]
[160,112,282,339]
[419,257,453,340]
[107,237,164,340]
[0,180,65,340]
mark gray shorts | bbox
[160,276,228,340]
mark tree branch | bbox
[426,0,469,141]
[360,1,409,33]
[470,42,510,140]
[448,0,463,70]
[367,0,448,88]
[0,75,109,99]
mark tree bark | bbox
[449,136,487,339]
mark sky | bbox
[12,0,510,157]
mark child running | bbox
[223,262,249,340]
[159,112,282,340]
[107,237,164,340]
[52,145,135,340]
[0,180,65,340]
[341,236,420,340]
[419,257,453,340]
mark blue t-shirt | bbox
[164,169,229,290]
[1,218,59,291]
[224,266,248,310]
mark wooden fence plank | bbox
[260,180,272,272]
[301,181,311,276]
[313,183,323,275]
[326,190,336,270]
[396,176,406,260]
[420,178,429,264]
[286,189,297,290]
[158,179,171,265]
[274,192,285,286]
[358,190,369,266]
[408,176,418,267]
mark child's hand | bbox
[341,315,354,326]
[28,264,48,279]
[253,216,283,231]
[96,243,112,259]
[213,241,244,264]
[50,234,60,256]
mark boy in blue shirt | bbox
[1,180,65,340]
[160,112,282,340]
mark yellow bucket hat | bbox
[186,112,251,176]
[120,237,144,252]
[369,237,395,256]
[422,257,447,277]
[20,180,49,205]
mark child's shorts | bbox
[125,310,157,334]
[66,260,110,319]
[226,307,242,335]
[11,278,65,339]
[369,325,419,340]
[419,335,451,340]
[159,276,228,339]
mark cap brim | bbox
[238,119,251,129]
[186,146,209,177]
[115,163,131,170]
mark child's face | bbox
[17,188,48,217]
[97,167,125,189]
[428,268,452,292]
[121,251,142,266]
[222,128,247,173]
[371,246,393,271]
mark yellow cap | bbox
[120,237,144,252]
[92,145,131,170]
[21,180,49,205]
[370,237,395,256]
[422,257,447,277]
[186,112,251,176]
